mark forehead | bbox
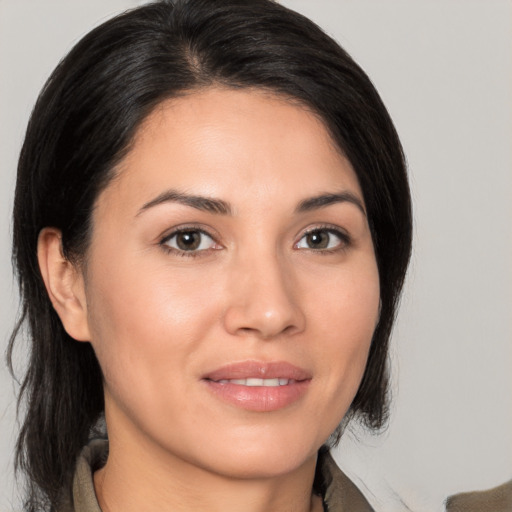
[101,87,362,215]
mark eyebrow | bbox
[137,189,365,217]
[296,192,366,216]
[138,190,233,216]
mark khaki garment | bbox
[445,479,512,512]
[57,439,374,512]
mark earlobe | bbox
[37,228,91,342]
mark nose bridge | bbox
[223,244,305,339]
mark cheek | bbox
[311,254,380,345]
[83,252,220,391]
[307,255,380,403]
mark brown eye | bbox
[295,228,348,251]
[305,231,330,249]
[163,229,216,252]
[176,231,201,250]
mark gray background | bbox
[1,1,511,511]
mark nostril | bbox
[235,323,299,340]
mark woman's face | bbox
[79,88,380,478]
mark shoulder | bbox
[445,479,512,512]
[55,439,107,512]
[317,450,375,512]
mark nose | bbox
[222,252,306,340]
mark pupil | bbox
[177,231,200,250]
[307,231,328,249]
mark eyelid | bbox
[297,223,350,239]
[159,223,221,242]
[294,224,352,250]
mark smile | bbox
[202,361,311,412]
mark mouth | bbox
[213,378,295,387]
[202,361,311,412]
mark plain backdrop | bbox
[1,1,510,511]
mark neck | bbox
[94,431,323,512]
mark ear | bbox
[37,228,91,342]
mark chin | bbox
[186,427,325,480]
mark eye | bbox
[295,228,349,251]
[162,229,218,253]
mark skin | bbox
[38,88,380,512]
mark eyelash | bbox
[159,226,220,258]
[294,225,352,254]
[158,224,351,258]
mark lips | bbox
[204,360,311,381]
[202,361,311,412]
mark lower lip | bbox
[203,379,310,412]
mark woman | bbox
[8,1,412,511]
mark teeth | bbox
[246,378,264,386]
[215,378,291,387]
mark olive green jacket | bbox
[444,479,512,512]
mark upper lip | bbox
[203,360,312,382]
